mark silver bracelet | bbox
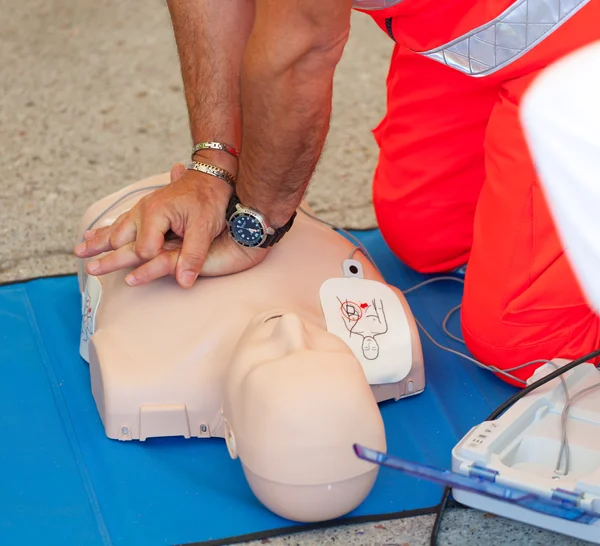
[191,141,240,159]
[187,161,236,188]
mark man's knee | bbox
[383,233,465,274]
[374,199,471,274]
[461,290,600,387]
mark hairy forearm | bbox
[236,2,352,227]
[166,0,254,173]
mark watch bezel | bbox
[228,205,273,248]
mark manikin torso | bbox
[77,172,424,522]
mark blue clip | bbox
[551,488,583,508]
[469,465,499,482]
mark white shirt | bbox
[520,41,600,315]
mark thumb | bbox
[170,162,186,183]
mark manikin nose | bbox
[271,313,309,353]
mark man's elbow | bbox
[312,25,351,67]
[305,5,352,62]
[251,4,352,74]
[280,25,350,76]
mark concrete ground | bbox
[244,509,591,546]
[0,0,593,545]
[0,0,384,284]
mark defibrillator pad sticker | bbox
[80,275,102,362]
[319,277,412,385]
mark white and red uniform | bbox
[353,0,600,385]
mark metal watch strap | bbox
[192,141,239,159]
[187,161,236,188]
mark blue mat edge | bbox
[176,504,450,546]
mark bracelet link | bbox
[191,141,240,159]
[187,161,237,188]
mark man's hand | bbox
[74,164,267,287]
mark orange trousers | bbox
[364,0,600,386]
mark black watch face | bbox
[229,212,265,247]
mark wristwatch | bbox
[226,192,297,248]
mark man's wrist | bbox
[235,186,298,229]
[192,148,239,177]
[185,166,234,200]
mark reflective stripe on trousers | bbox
[353,0,591,76]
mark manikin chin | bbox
[76,172,425,523]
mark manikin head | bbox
[221,309,386,522]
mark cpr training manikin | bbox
[75,174,425,523]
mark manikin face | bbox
[222,308,374,460]
[232,309,356,369]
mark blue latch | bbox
[551,488,583,508]
[468,465,499,482]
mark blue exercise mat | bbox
[0,230,518,546]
